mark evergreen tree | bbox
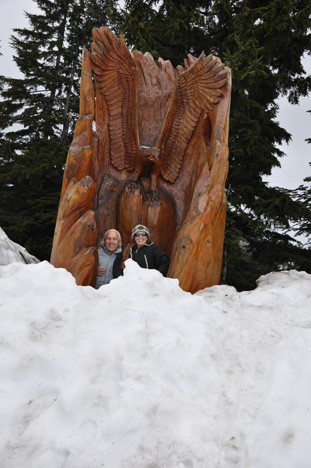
[0,0,117,259]
[209,0,311,288]
[122,0,210,65]
[291,173,311,243]
[289,110,311,243]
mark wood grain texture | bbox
[51,27,231,293]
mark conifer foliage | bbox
[290,112,311,244]
[0,0,117,259]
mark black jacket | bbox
[113,250,124,278]
[130,241,170,277]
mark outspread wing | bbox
[157,53,228,183]
[91,27,140,172]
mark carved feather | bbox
[90,27,140,172]
[157,53,228,183]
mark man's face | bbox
[104,230,120,253]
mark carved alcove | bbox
[50,27,231,293]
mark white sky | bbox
[0,0,310,189]
[1,231,311,467]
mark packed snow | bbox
[0,249,311,467]
[0,228,39,266]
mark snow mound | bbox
[0,260,311,467]
[0,227,40,265]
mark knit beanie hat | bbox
[131,224,150,240]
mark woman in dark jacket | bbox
[130,224,170,276]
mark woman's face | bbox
[134,231,148,247]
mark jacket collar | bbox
[132,240,153,252]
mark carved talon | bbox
[127,181,140,194]
[147,192,160,205]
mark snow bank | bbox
[0,228,39,265]
[0,260,311,467]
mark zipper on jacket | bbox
[144,254,149,269]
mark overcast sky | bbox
[1,0,310,190]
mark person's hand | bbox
[98,267,106,275]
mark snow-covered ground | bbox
[0,243,311,467]
[0,228,39,265]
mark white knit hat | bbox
[131,224,150,240]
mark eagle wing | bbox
[157,53,228,183]
[91,27,140,172]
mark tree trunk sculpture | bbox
[50,27,231,293]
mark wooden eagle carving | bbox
[91,27,228,194]
[51,27,232,294]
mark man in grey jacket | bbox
[95,229,123,288]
